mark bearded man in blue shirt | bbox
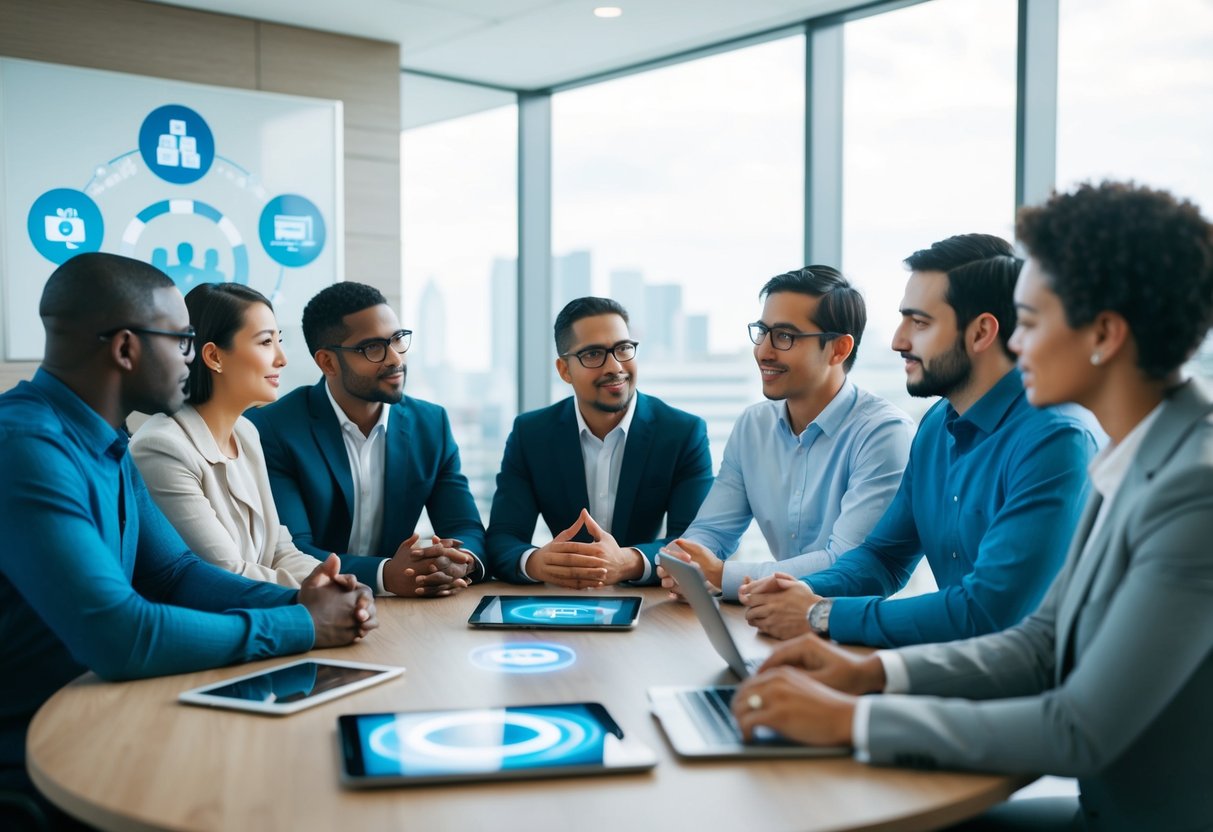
[0,253,376,822]
[740,235,1099,648]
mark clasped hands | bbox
[384,533,477,598]
[297,554,377,647]
[524,508,645,588]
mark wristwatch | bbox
[807,598,833,638]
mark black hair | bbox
[1017,181,1213,379]
[903,234,1020,359]
[301,282,388,356]
[554,297,630,355]
[184,283,273,405]
[759,265,866,372]
[40,252,174,336]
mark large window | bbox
[1056,0,1213,380]
[401,104,517,521]
[552,35,805,465]
[841,0,1019,419]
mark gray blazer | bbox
[866,380,1213,832]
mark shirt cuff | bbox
[374,557,388,596]
[852,695,872,763]
[631,548,652,583]
[878,650,911,694]
[517,547,542,583]
[720,559,744,600]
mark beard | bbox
[590,375,633,413]
[338,358,406,405]
[906,337,972,399]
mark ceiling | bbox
[145,0,856,91]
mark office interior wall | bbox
[0,0,401,392]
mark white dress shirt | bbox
[520,393,649,581]
[852,403,1162,761]
[325,384,390,592]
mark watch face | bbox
[809,600,831,635]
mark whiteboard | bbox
[0,57,343,387]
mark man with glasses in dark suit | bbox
[249,282,486,599]
[485,297,713,587]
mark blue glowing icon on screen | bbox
[508,601,622,626]
[469,642,577,674]
[138,104,215,184]
[360,705,605,776]
[27,188,104,264]
[259,194,326,268]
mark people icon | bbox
[157,242,226,290]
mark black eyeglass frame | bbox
[560,340,640,369]
[747,322,843,352]
[97,325,197,355]
[320,329,412,364]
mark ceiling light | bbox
[593,7,623,18]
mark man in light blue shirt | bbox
[659,266,913,600]
[741,235,1099,647]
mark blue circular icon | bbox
[259,194,326,268]
[138,104,215,185]
[468,642,577,674]
[27,188,105,264]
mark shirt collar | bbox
[776,379,857,441]
[324,382,391,438]
[32,368,130,460]
[1088,402,1164,499]
[947,367,1025,436]
[574,390,638,441]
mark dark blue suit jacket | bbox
[246,380,486,586]
[486,393,713,584]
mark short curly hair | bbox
[1017,181,1213,379]
[301,282,388,357]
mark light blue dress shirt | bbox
[682,381,913,598]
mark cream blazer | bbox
[130,405,322,587]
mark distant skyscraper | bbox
[644,283,683,358]
[553,250,591,316]
[417,279,446,369]
[490,257,516,373]
[609,269,645,335]
[685,313,709,358]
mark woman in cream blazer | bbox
[132,283,321,587]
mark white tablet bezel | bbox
[178,658,404,716]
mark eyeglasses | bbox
[321,329,412,363]
[561,341,639,368]
[98,325,196,355]
[748,322,841,352]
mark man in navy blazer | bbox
[248,282,485,598]
[486,297,713,586]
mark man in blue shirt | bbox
[658,267,914,600]
[740,235,1099,647]
[0,253,376,817]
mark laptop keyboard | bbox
[677,686,741,745]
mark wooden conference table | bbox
[28,584,1027,832]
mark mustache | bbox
[758,360,788,371]
[378,365,407,381]
[596,374,630,387]
[899,352,922,363]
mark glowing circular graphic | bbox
[468,642,576,674]
[368,710,598,767]
[509,603,616,625]
[119,199,249,287]
[138,104,215,185]
[259,194,326,267]
[27,188,105,264]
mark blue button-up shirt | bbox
[0,370,315,773]
[809,368,1100,647]
[683,381,914,598]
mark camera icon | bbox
[44,208,86,249]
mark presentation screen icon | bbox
[271,214,315,250]
[260,194,326,268]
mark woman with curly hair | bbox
[729,181,1213,831]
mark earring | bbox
[1090,353,1101,366]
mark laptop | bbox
[648,553,849,759]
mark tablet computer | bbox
[178,659,404,716]
[468,595,642,630]
[338,702,657,787]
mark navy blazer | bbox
[246,380,486,586]
[486,392,713,584]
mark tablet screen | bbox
[468,595,641,628]
[200,661,382,704]
[340,703,622,780]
